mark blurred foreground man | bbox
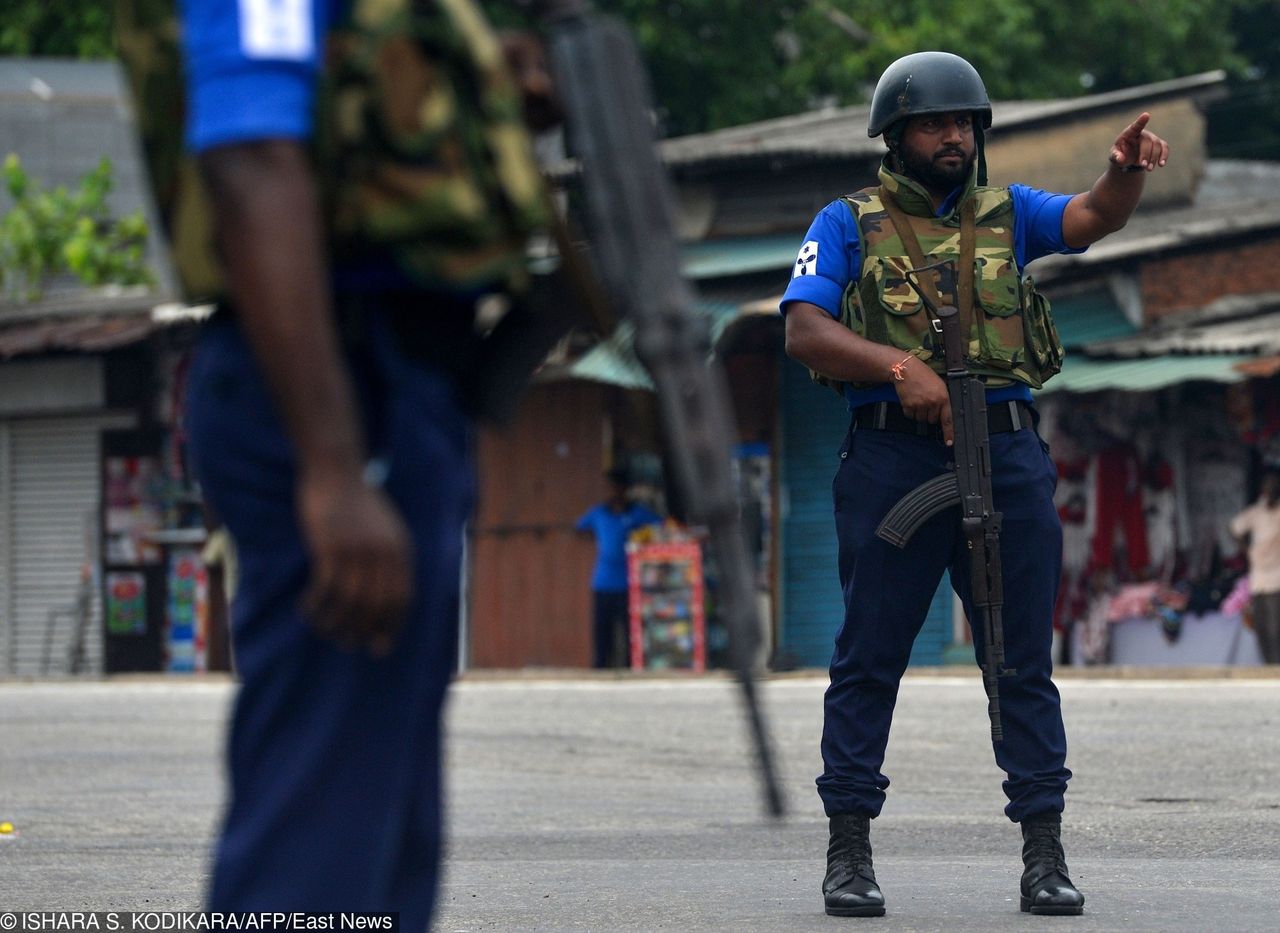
[780,51,1169,917]
[118,0,554,925]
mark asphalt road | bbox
[1,671,1278,932]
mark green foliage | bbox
[3,0,1276,154]
[599,0,1261,135]
[1208,1,1280,159]
[495,0,1257,138]
[0,1,114,58]
[0,154,152,303]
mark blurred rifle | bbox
[875,261,1014,743]
[529,0,785,817]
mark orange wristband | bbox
[891,355,913,382]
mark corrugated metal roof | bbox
[1049,288,1136,347]
[555,71,1226,172]
[0,300,209,358]
[0,312,161,359]
[1035,200,1280,279]
[1037,353,1251,394]
[1082,294,1280,358]
[0,59,125,100]
[0,57,178,301]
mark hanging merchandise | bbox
[105,572,147,636]
[1142,452,1178,579]
[166,547,209,672]
[1090,445,1150,576]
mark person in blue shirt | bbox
[129,0,557,925]
[576,467,662,667]
[781,52,1169,920]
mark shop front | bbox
[1038,364,1279,667]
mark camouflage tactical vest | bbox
[820,160,1064,392]
[115,0,550,303]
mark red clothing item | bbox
[1091,446,1150,575]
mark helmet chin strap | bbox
[975,122,988,186]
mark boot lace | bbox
[829,819,873,876]
[1023,821,1069,879]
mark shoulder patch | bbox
[793,240,819,278]
[238,0,314,61]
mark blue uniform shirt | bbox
[576,504,662,593]
[178,0,479,297]
[181,0,335,152]
[780,183,1085,410]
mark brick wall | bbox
[1140,232,1280,321]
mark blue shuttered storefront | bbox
[776,353,954,668]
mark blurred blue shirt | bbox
[180,0,334,152]
[576,504,662,593]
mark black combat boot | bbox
[823,813,886,917]
[1020,812,1085,915]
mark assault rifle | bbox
[874,261,1015,743]
[531,0,785,816]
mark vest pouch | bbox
[863,255,935,351]
[974,255,1026,371]
[1020,274,1065,379]
[871,255,927,317]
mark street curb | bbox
[1,666,1276,686]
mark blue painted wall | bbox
[777,354,954,668]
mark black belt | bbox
[854,399,1032,437]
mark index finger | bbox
[941,402,954,447]
[1123,112,1151,138]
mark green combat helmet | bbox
[867,51,993,138]
[869,51,993,185]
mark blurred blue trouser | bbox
[817,416,1071,823]
[187,310,472,930]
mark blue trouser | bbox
[592,589,629,668]
[186,311,472,928]
[817,417,1070,823]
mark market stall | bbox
[1038,375,1280,666]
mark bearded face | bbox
[894,112,977,193]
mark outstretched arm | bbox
[1062,112,1170,249]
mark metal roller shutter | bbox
[777,358,953,667]
[2,414,135,675]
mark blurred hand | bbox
[500,30,563,133]
[297,467,414,657]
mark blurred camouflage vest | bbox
[115,0,550,303]
[820,159,1063,392]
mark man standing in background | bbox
[577,467,662,667]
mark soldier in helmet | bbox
[781,51,1169,917]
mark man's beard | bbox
[898,144,974,193]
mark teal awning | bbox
[680,235,799,279]
[1037,353,1252,394]
[1048,287,1137,347]
[565,302,742,389]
